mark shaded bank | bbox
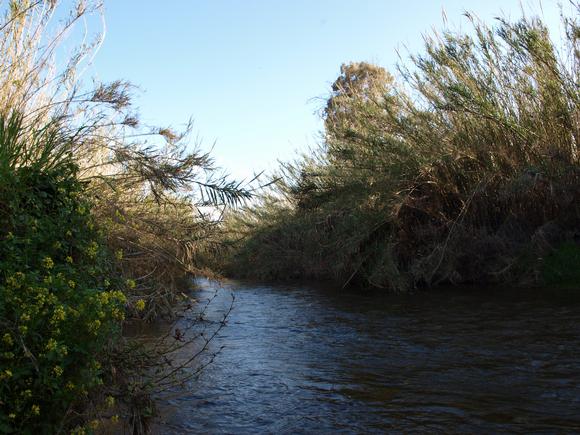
[217,10,580,290]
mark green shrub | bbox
[0,114,125,433]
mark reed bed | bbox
[220,8,580,290]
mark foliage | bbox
[0,113,126,433]
[0,0,252,318]
[220,8,580,290]
[0,1,251,432]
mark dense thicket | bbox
[221,11,580,290]
[0,1,247,432]
[0,114,127,433]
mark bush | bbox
[0,114,125,433]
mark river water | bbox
[153,279,580,433]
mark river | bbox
[152,279,580,433]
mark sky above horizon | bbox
[89,0,566,181]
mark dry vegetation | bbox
[219,7,580,290]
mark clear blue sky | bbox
[90,0,565,181]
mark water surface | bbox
[154,279,580,433]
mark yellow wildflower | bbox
[6,272,24,287]
[45,339,58,352]
[86,241,99,258]
[53,365,63,377]
[105,395,115,407]
[52,306,66,323]
[2,333,13,346]
[126,279,136,289]
[88,319,101,334]
[66,256,73,264]
[31,404,40,415]
[111,308,125,321]
[135,299,146,311]
[112,290,127,303]
[42,257,54,269]
[111,415,119,423]
[68,280,76,289]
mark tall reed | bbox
[0,0,251,315]
[0,1,251,432]
[221,8,579,290]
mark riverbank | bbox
[217,12,580,291]
[0,2,248,432]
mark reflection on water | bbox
[153,279,580,433]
